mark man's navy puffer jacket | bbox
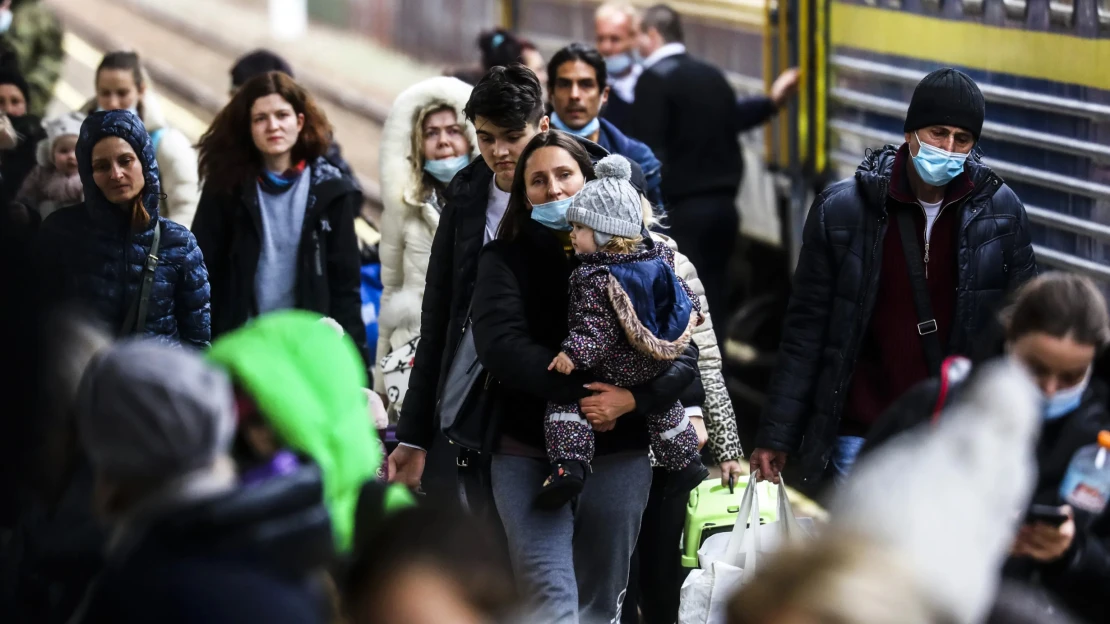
[37,110,210,348]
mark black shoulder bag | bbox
[437,301,499,453]
[120,222,162,336]
[895,210,944,377]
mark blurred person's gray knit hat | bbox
[567,155,643,242]
[76,340,236,482]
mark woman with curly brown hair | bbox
[191,71,368,367]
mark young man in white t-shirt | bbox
[388,64,549,504]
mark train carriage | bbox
[825,0,1110,283]
[312,0,1110,434]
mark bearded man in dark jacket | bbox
[750,68,1037,491]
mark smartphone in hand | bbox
[1024,504,1069,528]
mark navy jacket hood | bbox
[77,109,161,226]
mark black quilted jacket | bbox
[756,144,1037,485]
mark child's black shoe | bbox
[534,460,589,510]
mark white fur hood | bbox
[379,76,478,225]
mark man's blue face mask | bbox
[605,51,638,75]
[911,132,969,187]
[550,111,600,139]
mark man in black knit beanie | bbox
[750,67,1037,492]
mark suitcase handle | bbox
[728,474,735,494]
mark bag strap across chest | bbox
[120,221,162,336]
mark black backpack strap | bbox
[895,209,944,377]
[120,222,162,336]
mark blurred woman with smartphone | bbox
[863,273,1110,620]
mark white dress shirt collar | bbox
[641,42,687,70]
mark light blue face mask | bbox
[423,154,470,184]
[605,52,636,75]
[550,111,600,139]
[911,132,969,187]
[1043,369,1092,420]
[0,9,12,34]
[530,196,575,231]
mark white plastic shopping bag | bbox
[678,472,811,624]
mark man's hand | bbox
[691,416,708,450]
[1013,507,1076,562]
[770,67,801,108]
[549,352,576,375]
[749,447,788,484]
[387,445,427,489]
[580,382,636,431]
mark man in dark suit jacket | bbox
[630,4,798,344]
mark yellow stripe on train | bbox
[830,2,1110,92]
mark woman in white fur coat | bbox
[375,77,478,418]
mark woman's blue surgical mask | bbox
[424,154,470,184]
[1043,369,1092,420]
[530,196,575,231]
[605,52,636,75]
[550,111,600,139]
[911,132,969,187]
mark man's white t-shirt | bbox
[485,175,511,244]
[920,199,943,243]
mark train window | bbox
[1002,0,1027,20]
[1050,0,1075,27]
[963,0,985,14]
[921,0,941,11]
[1099,0,1110,31]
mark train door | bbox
[820,0,1110,285]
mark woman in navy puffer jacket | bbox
[37,109,210,347]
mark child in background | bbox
[539,155,708,509]
[17,111,84,222]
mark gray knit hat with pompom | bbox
[566,155,643,239]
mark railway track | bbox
[47,0,389,225]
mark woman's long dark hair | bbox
[497,131,596,242]
[196,71,331,193]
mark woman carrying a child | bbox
[471,131,702,624]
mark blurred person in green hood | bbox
[207,309,414,554]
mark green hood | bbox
[207,310,412,552]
